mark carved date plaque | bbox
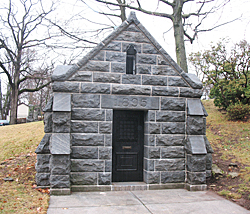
[101,95,159,110]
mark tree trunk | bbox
[173,0,188,73]
[10,86,18,124]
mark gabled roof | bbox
[52,12,202,89]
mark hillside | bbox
[203,100,250,210]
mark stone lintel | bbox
[101,95,159,110]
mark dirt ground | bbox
[207,148,250,210]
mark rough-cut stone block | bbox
[145,135,155,146]
[81,83,110,94]
[125,23,140,32]
[145,146,160,159]
[112,84,151,96]
[92,51,105,61]
[155,159,185,171]
[161,98,186,111]
[50,175,70,188]
[69,71,92,82]
[79,61,110,72]
[99,147,112,159]
[152,86,179,97]
[71,134,104,146]
[187,99,204,116]
[168,77,188,87]
[101,95,159,110]
[146,123,161,134]
[115,31,149,43]
[161,171,185,183]
[99,122,112,134]
[51,133,70,155]
[70,173,97,185]
[206,170,212,178]
[162,123,185,134]
[105,110,113,121]
[71,160,104,172]
[36,154,50,173]
[204,136,213,153]
[145,110,155,122]
[52,112,70,133]
[187,154,206,172]
[43,97,53,112]
[98,173,111,185]
[161,146,185,158]
[144,158,154,171]
[180,88,202,98]
[106,51,126,62]
[72,94,100,108]
[156,55,171,66]
[142,43,159,54]
[152,65,179,76]
[71,121,98,133]
[122,74,141,85]
[144,171,160,184]
[105,160,112,172]
[53,93,71,112]
[52,82,79,93]
[137,54,156,64]
[71,147,98,159]
[185,136,207,155]
[71,109,105,121]
[111,62,126,73]
[142,75,167,86]
[206,153,213,170]
[156,135,185,146]
[187,172,206,185]
[187,116,205,135]
[36,134,51,154]
[156,111,185,122]
[122,42,141,53]
[105,134,112,146]
[36,173,50,186]
[50,155,70,175]
[136,64,151,74]
[103,41,121,51]
[93,73,121,83]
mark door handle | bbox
[122,146,132,149]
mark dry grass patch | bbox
[203,100,250,210]
[0,122,49,213]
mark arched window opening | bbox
[126,45,137,74]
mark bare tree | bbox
[91,0,235,72]
[0,0,57,124]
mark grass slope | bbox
[203,100,250,210]
[0,121,49,213]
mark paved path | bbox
[47,189,250,214]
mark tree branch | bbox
[18,80,51,95]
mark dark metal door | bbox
[112,110,144,182]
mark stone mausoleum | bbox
[35,12,213,195]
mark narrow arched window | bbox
[126,45,137,74]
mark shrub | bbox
[226,103,250,120]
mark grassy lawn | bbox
[203,100,250,209]
[0,121,49,213]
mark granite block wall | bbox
[35,13,212,194]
